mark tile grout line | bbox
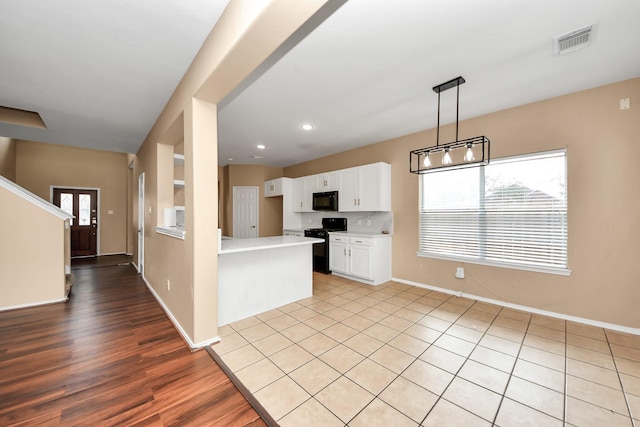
[487,307,533,426]
[605,329,637,427]
[415,297,518,425]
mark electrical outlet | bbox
[455,267,465,279]
[366,219,371,226]
[166,279,170,291]
[357,220,362,225]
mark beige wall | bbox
[133,1,335,346]
[0,187,66,309]
[222,164,283,237]
[14,139,128,255]
[0,137,16,181]
[284,78,640,329]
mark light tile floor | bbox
[211,273,640,426]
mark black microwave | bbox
[312,191,338,211]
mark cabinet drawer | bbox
[329,235,348,243]
[349,237,374,246]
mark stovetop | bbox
[305,218,347,236]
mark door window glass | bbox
[61,192,74,225]
[79,194,91,226]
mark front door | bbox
[53,188,98,257]
[232,186,258,238]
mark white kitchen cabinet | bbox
[339,162,391,212]
[329,234,391,285]
[264,178,284,197]
[329,235,349,274]
[315,171,340,192]
[292,176,315,212]
[349,239,373,279]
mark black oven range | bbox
[304,218,347,274]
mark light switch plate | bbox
[620,98,630,110]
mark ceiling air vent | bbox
[554,24,595,55]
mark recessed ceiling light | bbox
[228,158,233,161]
[301,123,313,131]
[257,144,266,150]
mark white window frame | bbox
[418,149,570,276]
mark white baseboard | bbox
[0,297,68,312]
[392,277,640,336]
[140,275,221,349]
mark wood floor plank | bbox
[0,255,266,427]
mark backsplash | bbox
[300,211,393,234]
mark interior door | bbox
[233,186,258,238]
[53,188,98,257]
[138,173,145,275]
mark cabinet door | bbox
[358,163,391,211]
[349,241,373,279]
[264,180,274,197]
[329,239,349,274]
[265,178,283,197]
[292,177,313,212]
[317,171,339,192]
[338,167,359,212]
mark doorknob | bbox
[250,225,256,228]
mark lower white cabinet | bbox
[329,234,391,285]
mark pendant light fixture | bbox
[410,76,490,174]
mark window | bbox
[419,149,568,274]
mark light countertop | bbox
[219,235,323,255]
[329,231,392,238]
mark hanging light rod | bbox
[410,76,490,174]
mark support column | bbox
[184,97,218,345]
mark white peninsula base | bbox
[217,236,322,326]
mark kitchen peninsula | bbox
[217,235,323,325]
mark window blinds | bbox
[419,150,567,271]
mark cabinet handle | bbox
[354,198,357,206]
[349,249,351,256]
[358,198,361,206]
[355,240,362,243]
[344,248,346,256]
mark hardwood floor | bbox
[0,257,266,426]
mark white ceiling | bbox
[1,1,639,167]
[0,0,229,153]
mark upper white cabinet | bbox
[339,162,391,212]
[315,171,340,192]
[285,162,391,214]
[292,176,315,212]
[264,178,284,197]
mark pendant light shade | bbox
[410,76,490,174]
[442,148,453,165]
[464,143,475,162]
[423,153,432,167]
